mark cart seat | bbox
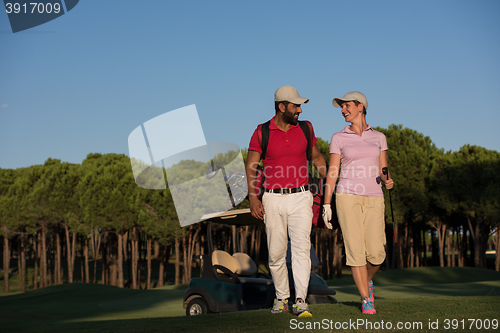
[212,250,272,286]
[212,250,242,275]
[232,252,258,277]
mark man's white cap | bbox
[274,85,309,104]
[332,91,368,110]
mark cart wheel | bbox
[186,297,209,316]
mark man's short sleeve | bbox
[248,127,262,154]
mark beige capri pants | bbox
[336,193,386,266]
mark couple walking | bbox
[245,85,394,317]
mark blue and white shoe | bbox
[368,280,374,303]
[362,296,376,314]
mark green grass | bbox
[373,266,500,284]
[0,256,202,294]
[329,267,500,301]
[1,267,500,332]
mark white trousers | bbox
[262,190,313,301]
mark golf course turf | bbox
[1,267,499,332]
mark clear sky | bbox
[1,0,499,169]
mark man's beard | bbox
[283,109,298,125]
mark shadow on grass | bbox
[373,266,500,285]
[2,266,500,332]
[0,256,200,294]
[4,296,500,333]
[0,283,187,330]
[327,267,500,301]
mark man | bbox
[245,85,327,317]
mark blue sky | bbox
[1,0,499,169]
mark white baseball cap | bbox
[275,85,309,104]
[332,91,368,110]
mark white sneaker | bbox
[293,299,312,317]
[270,298,289,314]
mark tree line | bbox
[1,124,499,293]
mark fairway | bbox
[1,267,499,332]
[331,266,500,302]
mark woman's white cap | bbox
[332,91,368,110]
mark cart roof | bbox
[201,209,263,226]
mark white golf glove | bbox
[322,204,333,230]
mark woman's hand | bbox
[322,204,333,229]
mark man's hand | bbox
[246,150,265,220]
[250,197,265,220]
[322,204,333,230]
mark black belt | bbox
[264,185,309,195]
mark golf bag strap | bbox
[299,120,313,162]
[257,120,271,160]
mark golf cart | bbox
[183,208,337,316]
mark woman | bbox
[322,91,394,314]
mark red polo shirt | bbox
[249,117,317,189]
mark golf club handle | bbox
[382,166,390,180]
[225,168,245,175]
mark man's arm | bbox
[245,150,265,220]
[324,153,340,205]
[311,144,328,178]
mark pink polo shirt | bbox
[249,117,317,189]
[329,125,387,197]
